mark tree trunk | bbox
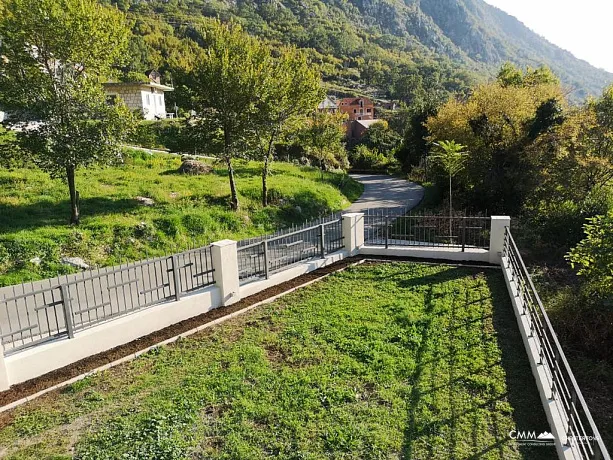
[262,154,269,207]
[262,135,275,207]
[227,158,239,210]
[67,165,80,225]
[449,173,452,237]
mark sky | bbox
[483,0,613,73]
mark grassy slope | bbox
[0,263,555,459]
[0,152,362,286]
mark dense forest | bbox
[101,0,612,103]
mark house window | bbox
[360,109,363,114]
[359,100,364,107]
[358,116,362,120]
[353,109,357,113]
[367,108,371,113]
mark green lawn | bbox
[0,151,362,286]
[0,262,556,459]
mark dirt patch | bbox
[0,256,362,409]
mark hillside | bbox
[0,152,362,286]
[104,0,612,102]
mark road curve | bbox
[347,174,425,212]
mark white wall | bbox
[140,89,167,120]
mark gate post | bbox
[489,216,511,265]
[211,240,240,306]
[341,213,364,256]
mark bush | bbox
[349,145,390,171]
[567,211,613,301]
[129,119,200,153]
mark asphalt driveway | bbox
[347,174,424,212]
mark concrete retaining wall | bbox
[0,214,509,391]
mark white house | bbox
[317,96,339,113]
[103,71,174,120]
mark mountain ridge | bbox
[107,0,613,102]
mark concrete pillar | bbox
[342,213,365,256]
[211,239,240,306]
[489,216,511,265]
[0,344,9,391]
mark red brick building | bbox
[338,97,374,121]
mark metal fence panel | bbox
[503,229,610,460]
[364,209,490,250]
[238,216,344,284]
[0,245,215,354]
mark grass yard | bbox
[0,262,555,459]
[0,151,362,286]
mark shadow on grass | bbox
[486,273,558,460]
[0,197,141,231]
[396,266,557,459]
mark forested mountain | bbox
[104,0,612,102]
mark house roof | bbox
[318,96,338,110]
[355,119,380,129]
[340,97,373,106]
[103,81,174,92]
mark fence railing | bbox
[503,228,610,460]
[237,217,343,283]
[0,246,214,355]
[364,208,491,250]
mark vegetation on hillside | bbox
[98,0,611,104]
[0,263,555,459]
[0,152,361,286]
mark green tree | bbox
[567,212,613,300]
[429,140,468,235]
[300,112,348,174]
[190,20,269,210]
[254,46,323,207]
[0,0,133,225]
[355,120,401,157]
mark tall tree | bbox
[191,20,269,210]
[0,0,133,224]
[429,140,468,236]
[300,112,348,175]
[254,46,323,207]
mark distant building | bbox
[103,70,174,120]
[381,101,397,111]
[339,97,375,121]
[317,96,339,113]
[346,119,380,139]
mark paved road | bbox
[347,174,424,212]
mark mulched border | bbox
[0,256,363,409]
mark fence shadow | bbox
[486,273,558,460]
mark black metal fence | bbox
[364,208,491,250]
[237,215,344,283]
[0,246,214,355]
[503,228,610,460]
